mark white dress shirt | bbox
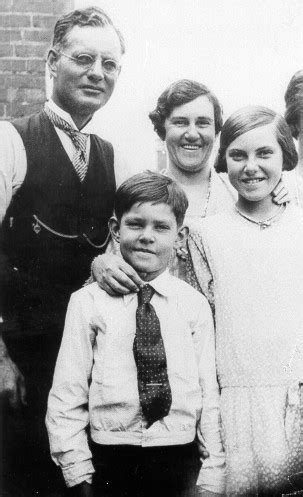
[46,270,225,493]
[0,99,130,223]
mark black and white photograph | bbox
[1,1,303,496]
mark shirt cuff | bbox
[62,459,95,488]
[196,462,226,494]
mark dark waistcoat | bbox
[2,110,116,335]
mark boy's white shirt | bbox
[46,270,225,493]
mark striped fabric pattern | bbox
[44,107,89,182]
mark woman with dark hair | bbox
[285,70,303,167]
[188,106,303,495]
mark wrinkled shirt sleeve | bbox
[193,299,226,495]
[46,293,96,487]
[0,122,26,223]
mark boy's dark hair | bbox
[114,171,188,226]
[52,6,125,54]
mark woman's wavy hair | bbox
[215,106,298,173]
[149,79,223,141]
[284,70,303,139]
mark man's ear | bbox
[109,216,120,243]
[174,225,189,250]
[47,49,59,79]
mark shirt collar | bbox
[123,269,173,307]
[45,99,93,134]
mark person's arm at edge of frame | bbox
[45,291,95,494]
[194,298,226,496]
[0,121,27,409]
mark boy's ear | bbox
[174,225,189,250]
[109,216,120,243]
[47,49,59,79]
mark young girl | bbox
[189,106,303,496]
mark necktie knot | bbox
[138,284,155,305]
[44,107,88,152]
[69,128,88,154]
[44,107,89,181]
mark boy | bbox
[46,172,225,497]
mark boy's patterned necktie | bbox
[134,284,172,427]
[44,107,89,182]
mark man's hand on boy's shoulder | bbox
[92,254,144,295]
[68,481,94,497]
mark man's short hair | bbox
[52,6,125,54]
[149,79,223,141]
[114,171,188,226]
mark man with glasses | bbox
[0,6,127,496]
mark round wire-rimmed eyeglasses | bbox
[58,52,120,75]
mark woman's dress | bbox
[188,204,303,495]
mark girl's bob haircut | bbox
[215,106,298,173]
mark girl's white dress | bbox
[188,204,303,495]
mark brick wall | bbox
[0,0,74,119]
